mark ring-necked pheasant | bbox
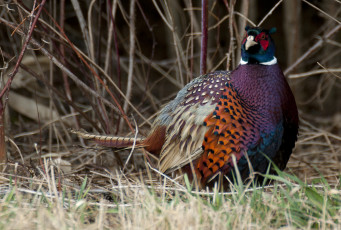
[73,26,299,188]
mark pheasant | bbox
[73,26,299,188]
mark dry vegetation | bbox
[0,0,340,229]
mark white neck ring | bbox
[240,57,277,65]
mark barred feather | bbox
[70,129,144,148]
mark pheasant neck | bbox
[230,64,285,127]
[240,57,277,66]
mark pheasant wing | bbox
[154,71,232,174]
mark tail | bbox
[70,129,145,148]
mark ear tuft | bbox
[269,27,277,34]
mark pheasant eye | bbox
[260,33,266,39]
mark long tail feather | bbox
[70,129,145,148]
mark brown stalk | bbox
[107,0,122,93]
[136,0,157,108]
[236,0,249,63]
[284,24,341,75]
[0,0,46,98]
[224,0,236,70]
[43,9,134,132]
[0,51,102,132]
[152,0,185,86]
[59,0,83,144]
[0,0,46,164]
[200,0,208,75]
[257,0,283,27]
[0,18,121,122]
[121,0,136,128]
[88,0,112,134]
[283,0,301,66]
[0,100,6,165]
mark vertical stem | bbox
[136,0,157,108]
[283,0,301,66]
[70,0,91,55]
[46,8,134,132]
[107,0,121,92]
[225,0,235,70]
[0,0,46,98]
[60,0,83,144]
[107,0,123,133]
[0,0,45,166]
[236,0,249,62]
[200,0,208,75]
[0,99,6,165]
[121,0,136,128]
[186,0,194,80]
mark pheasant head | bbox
[241,26,277,65]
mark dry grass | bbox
[0,159,340,229]
[0,0,340,229]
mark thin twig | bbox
[224,0,236,70]
[151,0,172,30]
[236,0,249,62]
[44,9,134,132]
[316,62,341,79]
[284,25,341,75]
[107,0,122,94]
[104,0,116,73]
[123,118,139,171]
[122,0,136,125]
[289,68,341,79]
[70,0,91,55]
[59,0,83,144]
[257,0,283,27]
[88,0,97,61]
[10,54,102,132]
[200,0,208,75]
[0,0,46,98]
[0,100,6,164]
[152,0,185,86]
[302,0,341,25]
[88,0,112,133]
[234,12,256,27]
[147,162,186,190]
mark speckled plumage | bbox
[72,26,299,188]
[196,64,298,186]
[152,71,232,174]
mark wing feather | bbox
[153,71,232,174]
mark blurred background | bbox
[0,0,340,182]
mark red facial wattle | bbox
[243,32,270,51]
[259,39,269,50]
[255,32,269,50]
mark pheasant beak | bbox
[245,36,258,50]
